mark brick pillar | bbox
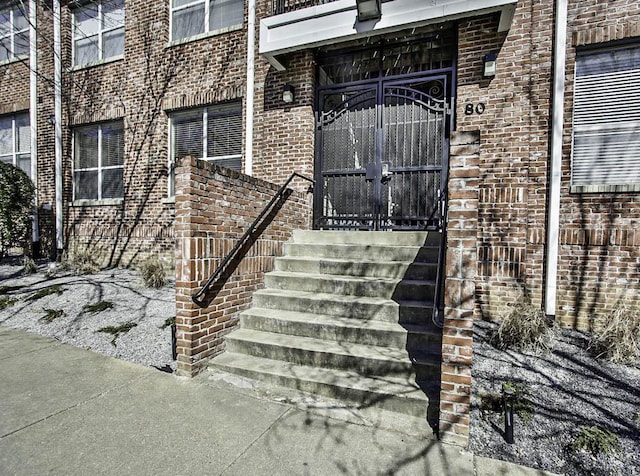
[439,131,480,446]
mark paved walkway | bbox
[0,326,556,475]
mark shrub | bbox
[502,381,535,424]
[66,250,99,275]
[96,322,137,346]
[491,294,556,352]
[139,257,167,288]
[589,302,640,364]
[571,425,620,456]
[0,295,16,310]
[25,284,64,302]
[41,308,65,323]
[82,300,113,314]
[0,162,35,257]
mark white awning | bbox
[260,0,517,70]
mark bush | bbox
[571,425,620,456]
[589,302,640,363]
[139,257,167,288]
[0,162,35,257]
[23,257,37,274]
[491,294,556,352]
[66,250,99,275]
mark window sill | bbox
[70,198,124,207]
[162,196,175,205]
[0,54,28,67]
[166,23,243,48]
[571,184,640,194]
[70,55,124,72]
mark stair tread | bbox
[243,307,440,337]
[277,256,436,266]
[253,288,435,307]
[226,328,440,364]
[267,270,434,286]
[211,351,432,401]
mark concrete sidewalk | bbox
[0,326,555,476]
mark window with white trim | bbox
[0,3,29,62]
[169,102,242,195]
[72,0,125,67]
[0,112,31,178]
[572,44,640,191]
[170,0,244,42]
[73,121,124,200]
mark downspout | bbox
[545,0,568,317]
[244,0,256,176]
[29,0,40,257]
[53,0,63,257]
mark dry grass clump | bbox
[65,250,100,275]
[22,257,37,274]
[139,257,167,288]
[491,295,557,352]
[589,302,640,363]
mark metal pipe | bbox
[54,0,63,256]
[244,0,256,176]
[545,0,568,317]
[29,0,40,257]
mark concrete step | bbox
[264,271,435,300]
[240,307,442,350]
[210,352,438,418]
[251,289,434,324]
[274,256,438,280]
[284,243,439,262]
[292,230,441,247]
[225,329,440,380]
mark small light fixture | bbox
[47,114,56,125]
[483,52,497,78]
[282,83,295,104]
[356,0,382,22]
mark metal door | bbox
[316,75,449,230]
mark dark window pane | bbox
[102,0,125,30]
[14,31,29,57]
[207,102,242,158]
[0,39,9,62]
[0,116,12,155]
[17,153,30,177]
[172,4,204,40]
[75,36,99,65]
[209,0,244,31]
[75,127,98,169]
[102,168,123,198]
[0,12,10,38]
[103,27,124,58]
[75,3,99,37]
[173,112,203,159]
[74,170,98,200]
[15,113,29,153]
[102,122,124,166]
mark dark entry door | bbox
[316,75,449,231]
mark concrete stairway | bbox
[209,230,443,427]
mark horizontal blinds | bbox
[572,47,640,187]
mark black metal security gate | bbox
[314,34,455,231]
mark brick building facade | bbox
[1,0,639,445]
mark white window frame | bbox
[169,0,244,43]
[571,44,640,193]
[72,0,125,67]
[0,112,31,178]
[73,121,124,201]
[0,3,29,63]
[168,102,243,196]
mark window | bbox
[0,112,30,178]
[171,0,244,42]
[169,102,242,194]
[74,121,124,200]
[73,0,125,66]
[572,45,640,191]
[0,3,29,62]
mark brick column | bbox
[439,131,480,446]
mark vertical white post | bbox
[545,0,568,317]
[54,0,63,254]
[244,0,256,176]
[29,0,39,251]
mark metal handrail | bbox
[191,172,315,307]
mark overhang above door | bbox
[260,0,517,70]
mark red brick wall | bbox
[174,157,311,377]
[555,0,640,330]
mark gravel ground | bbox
[470,319,640,476]
[0,257,176,372]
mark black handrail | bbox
[192,172,315,307]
